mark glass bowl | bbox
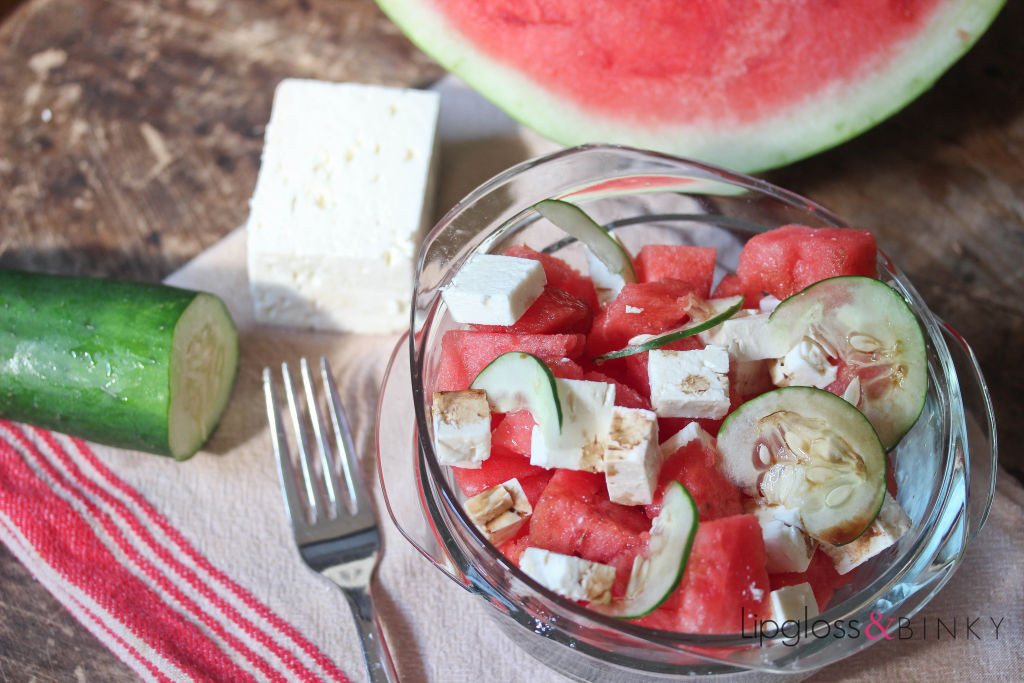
[376,144,997,680]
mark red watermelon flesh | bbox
[585,280,697,357]
[492,410,535,458]
[636,245,717,299]
[472,286,593,335]
[528,469,650,596]
[712,274,761,309]
[736,225,878,300]
[646,436,743,522]
[498,531,531,566]
[582,370,650,411]
[770,548,854,612]
[634,514,770,634]
[452,446,554,506]
[433,330,586,391]
[504,245,600,311]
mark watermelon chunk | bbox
[433,330,586,391]
[582,370,650,410]
[528,469,650,596]
[491,410,535,458]
[636,245,716,298]
[736,225,878,300]
[472,286,593,335]
[452,446,554,506]
[634,514,770,634]
[646,433,743,522]
[586,280,696,357]
[503,245,600,311]
[376,0,1005,172]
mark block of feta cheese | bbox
[746,500,816,573]
[648,346,731,419]
[518,547,616,604]
[442,254,546,325]
[822,493,911,574]
[530,378,615,472]
[699,311,790,362]
[247,79,440,333]
[769,582,820,623]
[658,421,715,459]
[603,406,661,506]
[463,478,532,545]
[431,390,491,468]
[770,338,839,390]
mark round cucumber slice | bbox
[768,276,927,450]
[718,387,886,546]
[470,352,562,440]
[533,199,637,283]
[594,296,744,362]
[592,481,698,619]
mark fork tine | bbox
[300,358,340,516]
[281,361,327,523]
[262,367,306,531]
[319,357,372,515]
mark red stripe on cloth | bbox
[69,437,352,683]
[0,424,253,682]
[0,513,174,683]
[27,428,298,683]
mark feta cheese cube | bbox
[431,390,491,468]
[658,421,715,459]
[699,311,790,362]
[518,547,616,604]
[745,499,815,572]
[442,254,546,325]
[648,346,730,419]
[603,407,661,505]
[530,378,615,472]
[585,248,625,305]
[769,583,820,622]
[247,79,440,333]
[463,478,532,545]
[822,493,910,574]
[770,338,838,390]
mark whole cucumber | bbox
[0,269,239,460]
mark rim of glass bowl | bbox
[407,144,967,657]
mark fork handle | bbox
[343,587,400,683]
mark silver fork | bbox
[263,357,398,683]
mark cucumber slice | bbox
[768,276,927,449]
[470,352,562,440]
[592,481,698,619]
[533,199,637,283]
[0,269,239,460]
[594,296,744,362]
[717,387,886,546]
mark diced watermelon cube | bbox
[452,446,554,506]
[736,225,878,300]
[712,273,760,309]
[583,370,651,410]
[770,548,853,612]
[546,357,586,380]
[504,245,600,311]
[634,514,770,634]
[498,531,531,565]
[646,436,743,522]
[636,245,716,298]
[472,286,594,335]
[492,410,535,458]
[586,280,696,357]
[433,330,586,391]
[529,470,650,596]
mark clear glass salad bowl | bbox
[376,144,997,680]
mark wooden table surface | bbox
[0,0,1021,679]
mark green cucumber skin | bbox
[1,269,204,456]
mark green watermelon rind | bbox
[375,0,1006,172]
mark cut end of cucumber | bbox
[167,293,239,460]
[470,351,562,439]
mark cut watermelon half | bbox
[376,0,1005,171]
